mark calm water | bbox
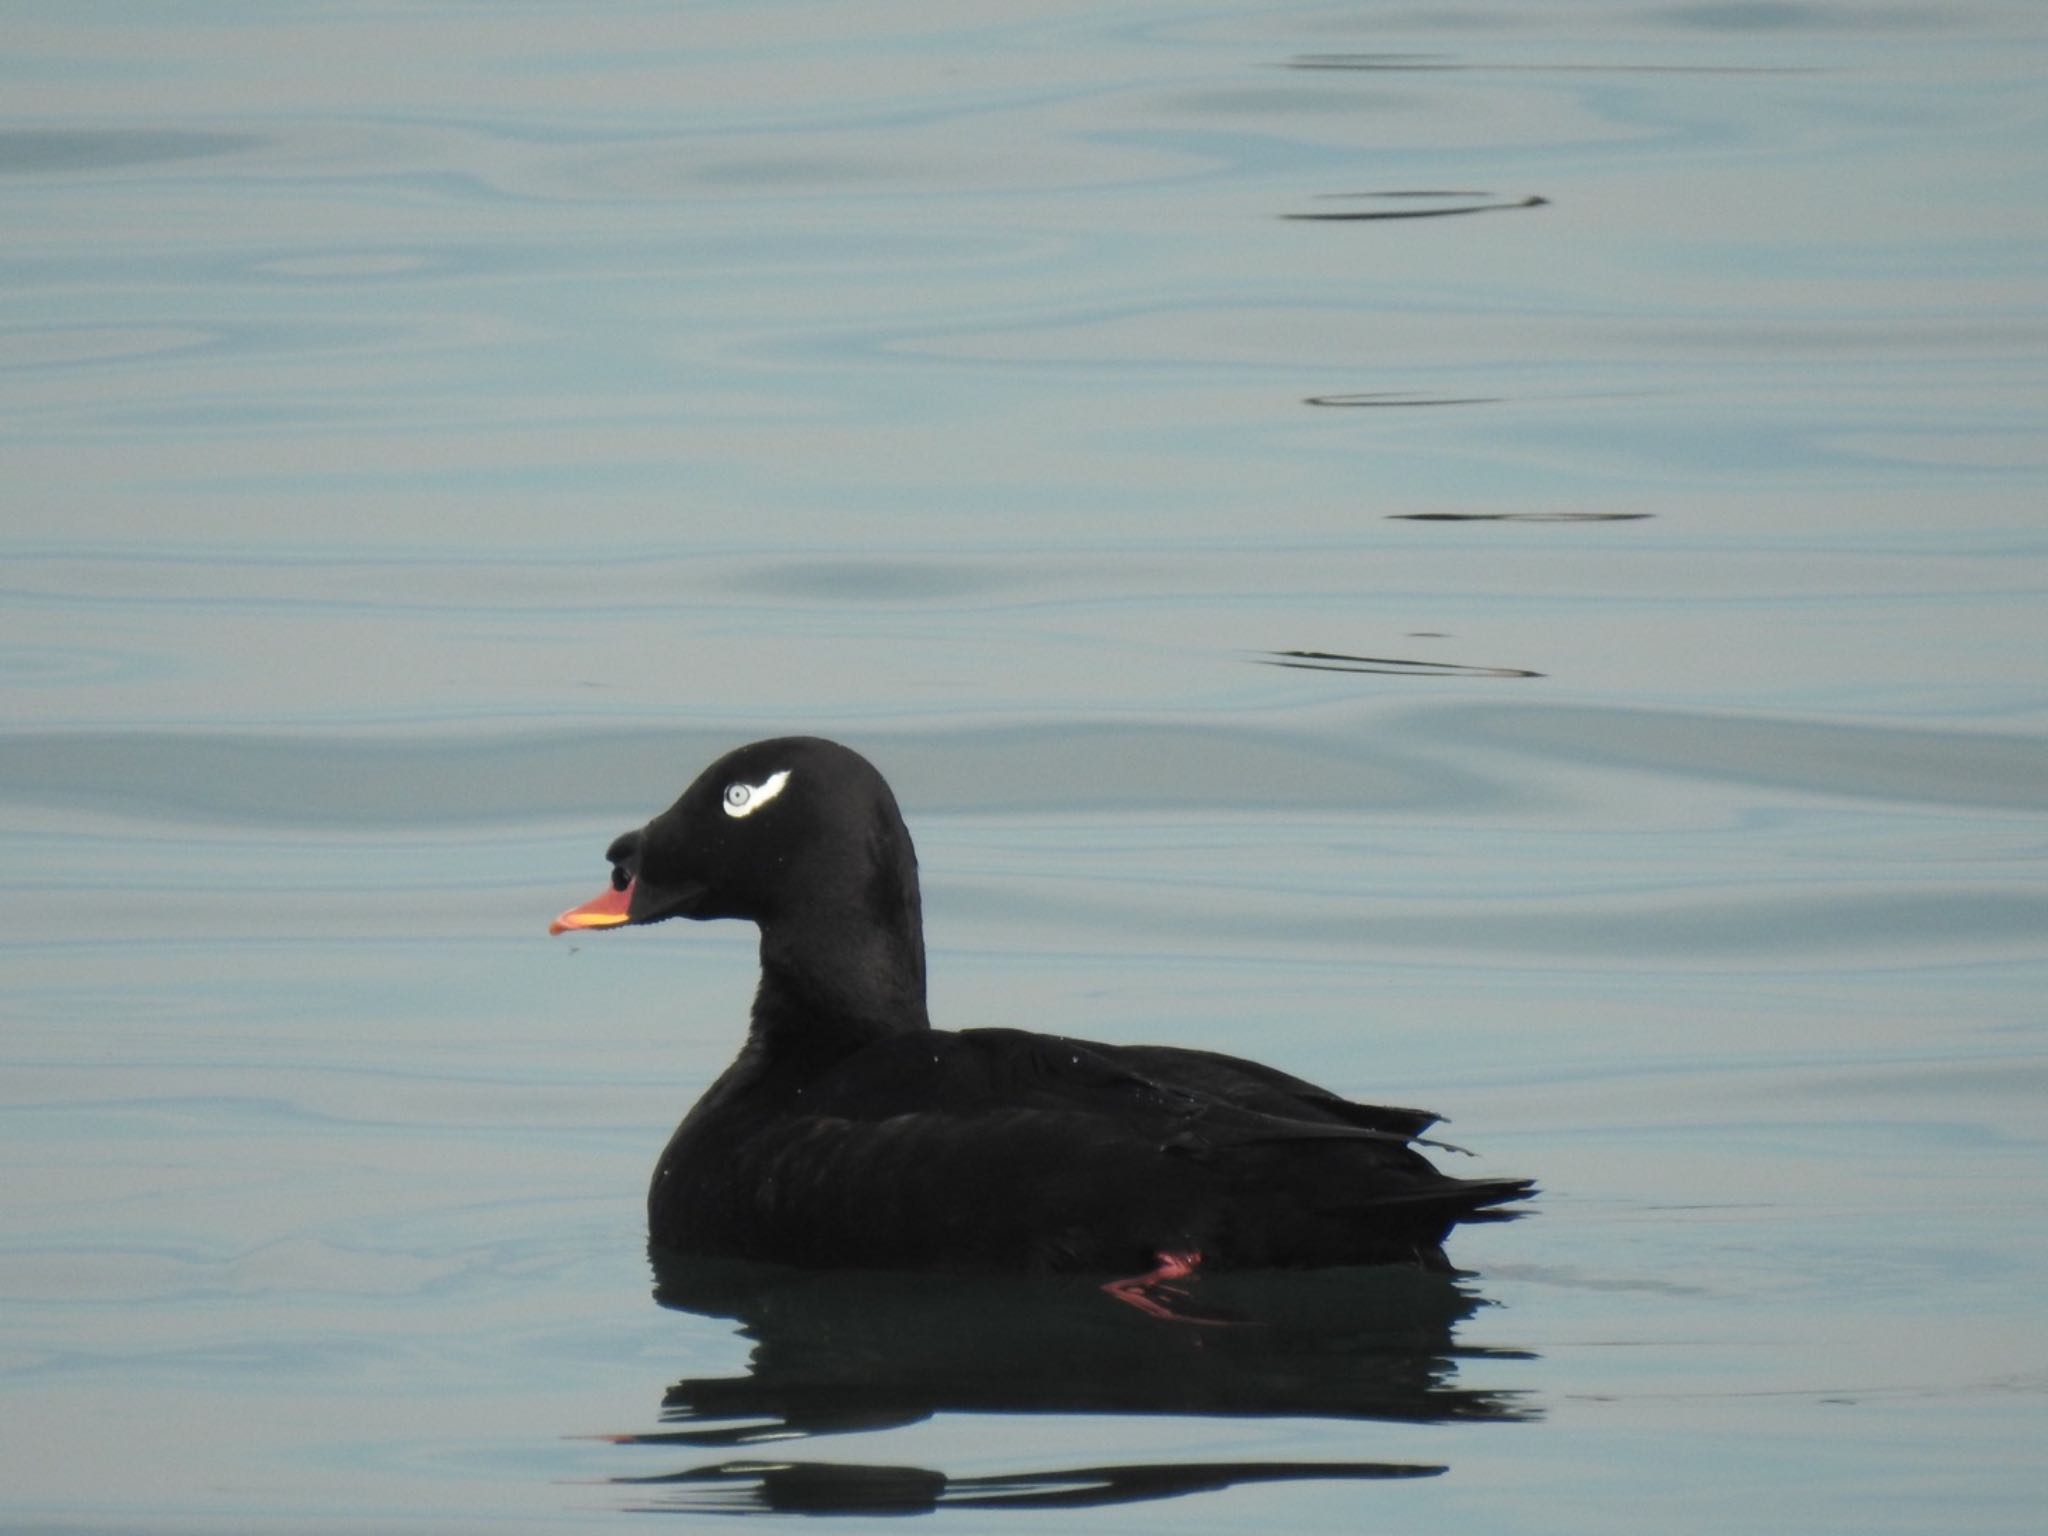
[5,0,2046,1529]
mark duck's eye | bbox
[721,768,792,820]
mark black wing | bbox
[664,1028,1530,1272]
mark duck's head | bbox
[550,736,919,937]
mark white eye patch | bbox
[722,768,792,819]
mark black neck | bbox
[749,903,930,1063]
[742,782,931,1064]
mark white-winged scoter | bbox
[553,737,1531,1300]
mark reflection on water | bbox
[615,1456,1441,1517]
[600,1252,1532,1515]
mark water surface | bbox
[3,1,2045,1531]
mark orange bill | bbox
[550,879,636,935]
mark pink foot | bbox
[1101,1249,1232,1325]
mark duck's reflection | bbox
[599,1249,1536,1515]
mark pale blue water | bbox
[4,1,2046,1530]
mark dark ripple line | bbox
[1284,53,1820,75]
[1391,512,1654,522]
[1259,649,1544,680]
[1306,392,1503,408]
[1284,192,1548,222]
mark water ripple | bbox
[2,705,2041,830]
[1283,54,1819,75]
[1283,191,1549,222]
[0,644,170,688]
[0,325,215,371]
[0,128,261,175]
[1417,702,2048,812]
[1389,512,1654,522]
[1305,391,1503,408]
[1258,650,1544,680]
